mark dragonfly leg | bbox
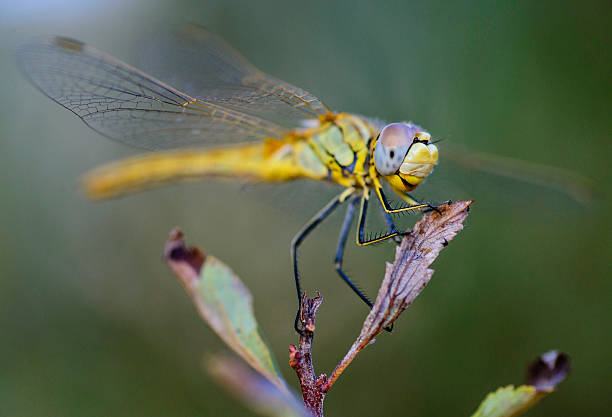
[291,188,354,334]
[375,185,431,214]
[356,189,401,246]
[335,194,393,333]
[378,192,440,244]
[378,199,406,244]
[404,193,441,214]
[334,196,373,308]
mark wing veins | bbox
[42,67,185,110]
[78,44,288,138]
[18,33,324,148]
[96,59,190,107]
[243,74,330,116]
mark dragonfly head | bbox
[374,123,438,191]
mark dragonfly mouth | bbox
[399,162,436,178]
[399,143,438,178]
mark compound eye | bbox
[379,123,414,148]
[374,123,414,175]
[375,141,405,175]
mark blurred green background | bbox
[1,0,610,416]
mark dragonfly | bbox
[17,25,592,334]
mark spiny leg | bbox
[378,191,440,245]
[291,187,354,334]
[356,188,401,246]
[378,199,406,244]
[338,192,394,332]
[375,185,433,214]
[334,195,373,308]
[399,191,442,214]
[369,174,435,214]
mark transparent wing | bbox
[17,35,321,150]
[138,24,331,128]
[364,115,595,205]
[440,142,595,204]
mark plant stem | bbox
[289,293,326,417]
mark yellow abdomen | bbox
[83,113,376,199]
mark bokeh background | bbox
[1,0,610,416]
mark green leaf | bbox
[470,351,570,417]
[470,385,544,417]
[196,257,283,383]
[164,228,286,393]
[209,355,307,417]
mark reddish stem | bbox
[289,293,327,417]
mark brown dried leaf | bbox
[324,200,472,391]
[357,201,471,347]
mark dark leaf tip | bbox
[527,350,570,392]
[164,228,205,272]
